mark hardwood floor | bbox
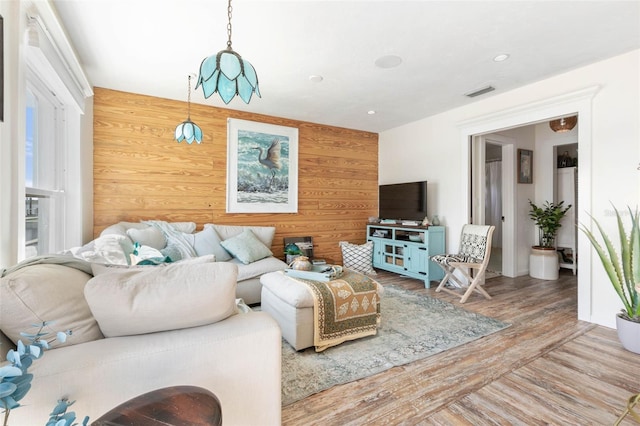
[281,270,640,425]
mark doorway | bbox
[485,142,502,274]
[470,135,516,277]
[458,85,597,322]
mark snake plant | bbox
[580,205,640,322]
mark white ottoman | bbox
[260,271,315,351]
[260,271,385,351]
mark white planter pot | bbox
[616,313,640,354]
[529,247,559,280]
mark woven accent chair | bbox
[431,224,495,303]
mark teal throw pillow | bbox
[220,229,273,264]
[191,226,232,262]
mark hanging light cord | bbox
[226,0,233,50]
[187,75,192,120]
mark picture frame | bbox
[227,118,298,213]
[283,236,314,263]
[518,149,533,184]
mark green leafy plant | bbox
[0,322,89,426]
[528,200,572,248]
[580,205,640,323]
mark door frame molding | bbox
[474,134,516,277]
[457,85,600,323]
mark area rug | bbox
[281,285,510,406]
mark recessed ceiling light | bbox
[368,110,376,115]
[374,55,402,69]
[493,53,510,62]
[309,75,323,83]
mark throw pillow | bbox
[169,221,197,234]
[205,224,276,248]
[85,261,238,337]
[100,221,196,238]
[71,234,132,266]
[0,264,104,347]
[126,226,167,250]
[339,241,377,275]
[183,227,232,262]
[220,229,273,265]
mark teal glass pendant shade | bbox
[175,119,203,144]
[195,0,260,104]
[196,49,260,104]
[175,75,203,144]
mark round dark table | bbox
[91,385,222,426]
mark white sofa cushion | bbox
[13,311,282,426]
[126,226,167,250]
[101,221,197,240]
[85,261,238,337]
[0,264,104,347]
[233,256,287,282]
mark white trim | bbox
[24,1,93,108]
[458,86,600,323]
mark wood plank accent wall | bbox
[93,88,378,262]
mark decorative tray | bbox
[284,265,342,282]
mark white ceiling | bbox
[52,0,640,133]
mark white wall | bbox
[0,1,94,269]
[380,49,640,328]
[0,1,25,269]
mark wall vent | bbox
[465,86,495,98]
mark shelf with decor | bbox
[366,224,445,287]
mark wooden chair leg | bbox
[436,266,470,298]
[435,268,454,292]
[435,265,465,292]
[460,272,492,303]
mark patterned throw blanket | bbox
[290,269,381,352]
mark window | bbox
[24,76,65,258]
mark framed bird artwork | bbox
[226,118,299,213]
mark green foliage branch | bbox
[528,200,572,248]
[580,205,640,322]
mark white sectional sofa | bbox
[0,258,282,426]
[84,221,288,304]
[0,221,290,425]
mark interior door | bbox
[471,135,516,277]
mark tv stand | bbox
[366,224,445,288]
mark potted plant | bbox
[528,200,572,248]
[528,200,572,280]
[580,205,640,354]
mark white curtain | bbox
[485,161,502,248]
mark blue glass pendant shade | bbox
[175,119,203,144]
[196,49,260,104]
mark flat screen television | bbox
[378,181,427,222]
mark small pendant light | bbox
[549,116,577,133]
[175,75,203,144]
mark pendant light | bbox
[549,116,577,133]
[175,75,203,144]
[195,0,260,104]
